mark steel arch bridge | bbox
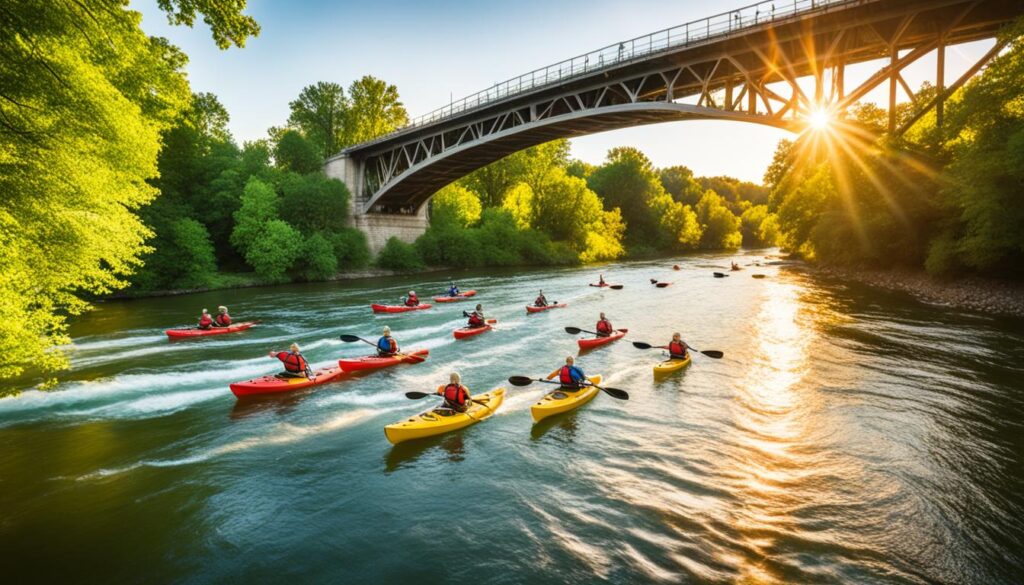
[325,0,1023,250]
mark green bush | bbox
[170,218,218,288]
[298,232,338,280]
[231,177,280,256]
[274,130,322,174]
[279,172,350,231]
[377,237,424,271]
[329,228,371,269]
[245,219,303,281]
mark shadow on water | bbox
[530,410,581,442]
[228,390,313,421]
[384,432,467,474]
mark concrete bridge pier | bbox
[324,154,429,254]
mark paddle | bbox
[507,376,629,400]
[403,391,491,417]
[609,284,624,290]
[565,326,622,338]
[655,282,670,288]
[631,341,723,359]
[713,272,729,278]
[339,334,426,363]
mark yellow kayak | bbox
[384,388,505,445]
[653,355,692,377]
[530,375,602,423]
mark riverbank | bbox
[789,263,1024,318]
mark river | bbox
[2,251,1023,584]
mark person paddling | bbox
[598,274,607,286]
[435,372,470,413]
[535,289,548,307]
[377,326,399,357]
[403,290,419,307]
[731,262,740,271]
[215,306,232,327]
[547,356,586,389]
[198,308,214,330]
[466,304,486,328]
[447,281,461,297]
[664,332,690,360]
[595,312,614,338]
[269,343,311,379]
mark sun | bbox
[808,109,832,130]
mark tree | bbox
[431,184,482,228]
[377,237,424,271]
[587,147,666,246]
[343,76,408,146]
[274,130,322,174]
[659,165,703,206]
[298,233,338,280]
[169,218,218,287]
[155,0,260,48]
[244,220,303,281]
[278,173,351,232]
[740,205,773,247]
[287,82,348,159]
[231,178,280,256]
[461,139,570,208]
[695,190,742,250]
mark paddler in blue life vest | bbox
[377,326,399,357]
[547,356,586,389]
[268,343,311,378]
[447,281,460,297]
[435,372,471,413]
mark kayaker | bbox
[447,281,460,297]
[547,356,586,389]
[466,304,486,328]
[535,290,548,307]
[198,308,214,330]
[595,312,613,337]
[598,274,607,286]
[377,326,399,357]
[215,306,232,327]
[731,262,740,271]
[403,291,419,307]
[665,333,689,360]
[435,372,470,413]
[268,343,311,379]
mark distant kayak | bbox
[453,323,493,339]
[338,348,429,372]
[577,328,627,350]
[673,265,681,271]
[229,366,345,398]
[530,375,602,422]
[166,321,258,339]
[752,274,767,279]
[713,272,728,278]
[433,290,477,303]
[526,303,567,314]
[654,282,671,288]
[589,283,623,289]
[370,303,432,313]
[384,388,505,445]
[653,355,692,377]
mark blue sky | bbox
[135,0,994,183]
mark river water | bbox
[2,252,1023,584]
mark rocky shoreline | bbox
[787,263,1024,318]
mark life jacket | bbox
[198,314,213,328]
[377,336,398,354]
[277,351,308,373]
[468,312,484,327]
[596,319,613,335]
[405,295,419,307]
[216,314,231,326]
[559,365,582,386]
[535,296,546,307]
[448,287,459,296]
[442,383,468,407]
[669,341,687,357]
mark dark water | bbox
[2,252,1024,584]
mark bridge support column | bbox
[324,153,430,255]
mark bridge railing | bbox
[353,0,853,149]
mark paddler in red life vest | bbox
[215,306,232,327]
[664,332,689,360]
[534,289,548,308]
[198,308,214,330]
[403,291,419,307]
[466,304,486,328]
[595,312,613,338]
[435,372,470,413]
[376,326,399,357]
[547,356,586,389]
[598,274,607,286]
[268,343,311,379]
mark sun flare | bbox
[808,109,832,130]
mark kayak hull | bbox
[371,303,432,313]
[577,328,627,350]
[230,366,345,398]
[166,321,257,338]
[338,348,429,372]
[531,375,602,423]
[385,388,505,445]
[433,290,477,303]
[526,303,567,314]
[653,356,692,377]
[453,324,492,339]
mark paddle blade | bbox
[404,391,433,399]
[650,278,657,284]
[599,386,629,400]
[656,282,670,288]
[339,334,362,342]
[609,285,624,290]
[700,350,724,359]
[632,341,653,350]
[564,326,583,335]
[507,376,535,387]
[486,319,498,324]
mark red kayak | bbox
[526,303,567,314]
[577,328,628,350]
[433,290,477,302]
[338,348,429,372]
[229,366,345,398]
[453,323,493,339]
[589,283,609,288]
[370,303,432,313]
[166,321,258,339]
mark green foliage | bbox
[298,233,339,280]
[587,147,666,246]
[461,140,570,207]
[344,76,409,145]
[695,190,742,250]
[328,228,372,269]
[431,184,482,228]
[659,166,704,206]
[275,130,322,174]
[245,220,303,281]
[287,82,348,159]
[740,205,775,247]
[279,172,350,231]
[650,195,702,251]
[377,237,424,271]
[169,218,219,287]
[231,177,280,255]
[155,0,260,49]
